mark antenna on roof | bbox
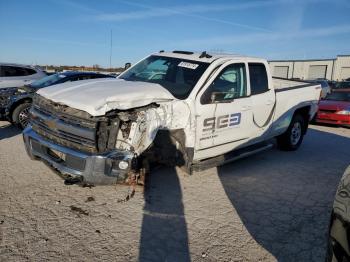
[199,51,212,58]
[109,29,113,72]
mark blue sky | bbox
[1,0,350,67]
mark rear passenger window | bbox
[2,66,25,77]
[248,63,269,95]
[1,66,36,77]
[68,76,80,82]
[77,76,91,80]
[24,68,36,75]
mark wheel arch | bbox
[145,129,194,173]
[293,105,311,134]
[9,97,32,120]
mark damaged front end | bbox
[23,95,166,186]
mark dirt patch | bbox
[1,121,350,261]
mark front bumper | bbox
[23,126,135,185]
[0,87,19,119]
[316,113,350,127]
[0,107,7,119]
[0,96,11,119]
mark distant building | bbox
[268,55,350,81]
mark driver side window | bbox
[201,63,247,104]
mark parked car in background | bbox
[334,81,350,90]
[307,79,331,98]
[326,165,350,262]
[315,89,350,127]
[327,80,337,90]
[0,71,114,129]
[0,63,46,89]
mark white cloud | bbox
[178,24,350,47]
[94,1,280,32]
[49,0,100,14]
[95,1,277,21]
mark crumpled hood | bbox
[37,78,175,116]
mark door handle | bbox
[241,105,251,111]
[266,100,274,105]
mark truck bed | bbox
[271,77,321,136]
[272,77,316,91]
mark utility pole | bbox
[109,29,112,72]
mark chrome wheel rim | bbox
[290,122,302,146]
[19,106,30,128]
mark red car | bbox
[316,89,350,127]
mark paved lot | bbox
[0,121,350,262]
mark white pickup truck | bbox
[23,51,321,185]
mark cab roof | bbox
[155,50,266,63]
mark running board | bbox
[192,142,274,172]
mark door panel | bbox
[195,62,252,156]
[212,99,252,147]
[273,66,289,78]
[195,104,216,150]
[308,65,327,79]
[251,90,275,128]
[248,63,276,131]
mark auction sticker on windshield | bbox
[178,61,199,69]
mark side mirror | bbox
[210,92,235,103]
[124,63,131,70]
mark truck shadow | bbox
[217,128,350,262]
[0,123,21,140]
[139,166,190,262]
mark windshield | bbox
[30,73,66,88]
[324,92,350,101]
[119,55,210,99]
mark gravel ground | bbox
[0,121,350,262]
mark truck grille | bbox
[30,95,99,153]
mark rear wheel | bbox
[277,114,305,151]
[12,102,31,129]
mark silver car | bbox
[0,63,46,89]
[326,165,350,261]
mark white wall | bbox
[333,56,350,80]
[269,55,350,81]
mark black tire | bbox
[325,237,334,262]
[277,114,305,151]
[12,102,32,129]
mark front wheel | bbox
[277,114,305,151]
[12,102,32,129]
